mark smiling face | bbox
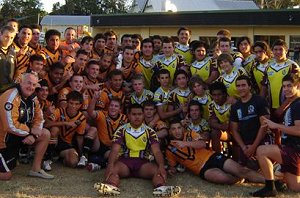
[282,80,299,99]
[18,27,32,46]
[49,68,64,84]
[69,75,84,92]
[238,39,251,55]
[178,30,190,45]
[194,46,206,61]
[47,35,60,51]
[236,79,251,98]
[132,79,144,94]
[64,29,76,43]
[108,100,121,118]
[20,73,39,98]
[273,45,287,62]
[162,42,174,57]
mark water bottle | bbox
[87,163,101,172]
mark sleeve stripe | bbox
[5,89,29,136]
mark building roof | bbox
[131,0,258,13]
[91,9,300,27]
[40,15,90,26]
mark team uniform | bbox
[95,111,127,155]
[0,46,16,93]
[130,89,153,105]
[112,123,159,176]
[261,58,299,109]
[0,86,43,172]
[250,60,269,93]
[64,62,85,76]
[217,67,248,98]
[168,87,191,119]
[231,51,244,69]
[191,92,213,120]
[83,75,101,103]
[40,47,62,70]
[153,86,171,111]
[58,87,89,111]
[137,55,157,89]
[190,56,218,82]
[175,43,193,65]
[280,98,300,175]
[12,43,35,79]
[28,43,42,55]
[48,107,86,153]
[187,118,210,135]
[98,65,116,83]
[121,61,142,83]
[60,41,80,59]
[166,131,227,180]
[242,54,256,74]
[96,87,125,111]
[208,101,231,127]
[154,54,187,83]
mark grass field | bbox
[0,163,299,198]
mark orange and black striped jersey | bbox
[40,47,62,70]
[49,107,86,144]
[64,62,85,76]
[112,123,159,159]
[12,42,36,79]
[58,87,89,111]
[60,41,80,59]
[83,75,100,102]
[121,61,142,82]
[0,86,44,149]
[262,58,299,108]
[96,88,125,111]
[95,111,127,147]
[39,99,52,113]
[98,65,116,83]
[166,131,214,175]
[29,43,42,55]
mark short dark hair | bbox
[218,37,231,44]
[141,38,154,48]
[188,100,203,113]
[49,62,64,71]
[70,74,83,82]
[108,69,123,80]
[282,72,300,85]
[45,29,61,41]
[157,69,170,78]
[67,91,83,103]
[104,30,117,41]
[177,27,191,36]
[152,35,162,41]
[174,69,188,80]
[237,36,251,53]
[29,54,44,63]
[76,49,89,57]
[81,36,93,45]
[121,34,132,43]
[169,118,182,128]
[236,75,252,87]
[272,39,288,51]
[30,24,41,31]
[191,40,209,53]
[109,97,122,107]
[19,25,32,32]
[217,53,234,67]
[143,100,156,109]
[64,27,75,33]
[131,34,143,41]
[128,103,143,114]
[86,60,100,68]
[162,37,174,47]
[209,81,228,96]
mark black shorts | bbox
[98,143,111,157]
[199,153,228,179]
[56,139,75,153]
[0,134,26,172]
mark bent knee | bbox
[0,172,12,181]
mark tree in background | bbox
[254,0,300,9]
[51,0,130,15]
[0,0,46,25]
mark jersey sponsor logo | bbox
[4,102,13,111]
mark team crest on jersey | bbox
[4,102,13,111]
[267,71,274,76]
[248,105,255,114]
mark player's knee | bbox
[41,128,51,139]
[256,145,266,157]
[64,151,78,168]
[0,172,12,181]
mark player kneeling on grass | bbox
[166,119,264,185]
[251,73,300,197]
[45,91,87,168]
[0,72,54,180]
[94,104,181,197]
